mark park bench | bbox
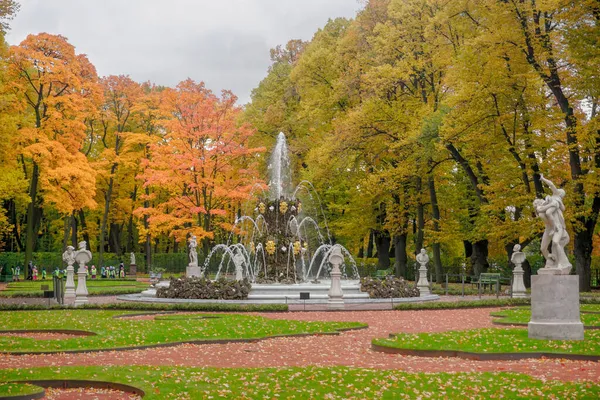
[374,269,392,279]
[474,273,502,293]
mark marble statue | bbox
[416,248,429,267]
[189,235,198,266]
[130,252,136,265]
[416,248,431,296]
[62,246,76,266]
[233,252,245,281]
[62,245,77,303]
[510,244,527,298]
[533,175,571,275]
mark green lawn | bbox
[0,382,44,398]
[0,310,364,353]
[373,328,600,356]
[492,305,600,327]
[0,279,148,297]
[0,366,597,399]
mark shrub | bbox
[360,276,420,298]
[156,277,251,300]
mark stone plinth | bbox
[186,265,202,278]
[528,275,583,341]
[417,266,430,296]
[511,266,527,298]
[64,265,76,304]
[129,263,137,276]
[74,268,89,307]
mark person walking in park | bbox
[13,265,20,281]
[32,266,38,281]
[41,267,47,280]
[91,265,97,279]
[27,262,33,280]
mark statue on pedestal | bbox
[130,252,136,265]
[189,235,198,267]
[510,244,527,298]
[416,248,431,296]
[62,245,77,303]
[533,175,571,275]
[74,241,92,306]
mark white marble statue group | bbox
[533,175,571,275]
[61,240,92,306]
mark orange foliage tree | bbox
[137,79,264,253]
[95,75,142,266]
[7,33,102,273]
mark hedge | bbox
[0,302,288,312]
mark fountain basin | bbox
[248,280,368,300]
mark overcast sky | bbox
[6,0,362,104]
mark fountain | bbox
[132,133,438,304]
[194,132,365,300]
[202,133,359,282]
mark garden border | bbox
[1,325,368,356]
[371,343,600,361]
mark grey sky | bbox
[6,0,362,104]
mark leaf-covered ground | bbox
[491,305,600,326]
[373,327,600,355]
[0,310,364,353]
[0,381,43,398]
[0,366,598,399]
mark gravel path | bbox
[1,308,598,382]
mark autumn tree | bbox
[139,79,263,254]
[92,75,142,266]
[7,33,102,274]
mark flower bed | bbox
[360,276,420,298]
[156,277,251,300]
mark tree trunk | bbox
[99,173,116,268]
[428,175,443,283]
[62,216,70,251]
[78,210,90,247]
[70,213,78,247]
[127,185,137,253]
[374,229,391,269]
[144,187,152,272]
[415,176,424,255]
[366,230,374,258]
[393,234,407,278]
[24,162,41,280]
[471,240,489,277]
[109,222,122,255]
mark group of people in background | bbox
[99,263,126,279]
[8,262,47,281]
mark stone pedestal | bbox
[328,268,344,310]
[74,268,89,307]
[186,264,202,278]
[129,263,137,276]
[511,266,527,298]
[327,246,345,310]
[64,264,76,304]
[417,265,430,296]
[528,275,584,340]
